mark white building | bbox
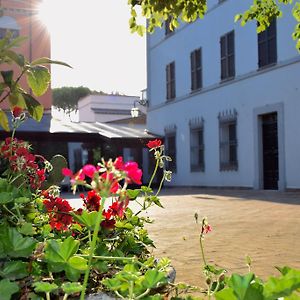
[146,1,300,190]
[78,94,146,123]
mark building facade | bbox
[77,94,145,123]
[146,0,300,190]
[0,0,52,111]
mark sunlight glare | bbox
[37,0,64,33]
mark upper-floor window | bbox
[165,17,173,36]
[258,19,277,68]
[166,61,176,100]
[0,16,20,40]
[0,28,19,39]
[190,48,202,91]
[219,110,238,171]
[220,31,235,81]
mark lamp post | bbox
[131,90,148,118]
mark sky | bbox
[38,0,146,97]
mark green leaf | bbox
[264,269,300,300]
[4,50,25,67]
[0,261,29,280]
[229,273,255,299]
[0,109,9,131]
[1,70,13,85]
[149,196,164,208]
[18,222,36,236]
[115,220,134,230]
[30,57,72,68]
[0,226,37,258]
[215,288,237,300]
[142,269,167,289]
[45,236,79,263]
[0,279,19,300]
[0,191,13,204]
[23,93,44,121]
[204,264,226,275]
[68,256,88,271]
[8,92,26,108]
[33,282,58,293]
[15,196,31,204]
[71,210,101,229]
[126,189,141,199]
[26,65,50,96]
[61,282,83,294]
[141,186,153,193]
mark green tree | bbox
[52,86,106,115]
[128,0,300,52]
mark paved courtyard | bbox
[143,188,300,287]
[64,188,300,287]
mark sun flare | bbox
[37,0,63,33]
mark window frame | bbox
[219,112,238,171]
[190,48,203,91]
[166,61,176,100]
[258,19,277,68]
[190,126,205,172]
[220,30,235,81]
[165,131,177,173]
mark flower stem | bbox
[80,197,105,300]
[147,156,159,189]
[199,236,207,267]
[155,173,165,197]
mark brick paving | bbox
[143,188,300,287]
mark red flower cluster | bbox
[0,138,46,189]
[43,193,73,231]
[63,157,143,192]
[146,139,162,149]
[101,200,128,230]
[113,157,143,185]
[80,190,101,211]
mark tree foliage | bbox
[128,0,300,52]
[52,86,106,115]
[0,32,71,131]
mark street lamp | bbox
[131,90,148,118]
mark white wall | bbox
[147,0,300,189]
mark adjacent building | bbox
[0,0,52,111]
[146,0,300,190]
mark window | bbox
[165,129,177,173]
[219,111,238,171]
[166,62,176,100]
[165,17,173,36]
[258,20,277,68]
[220,31,235,80]
[190,126,204,172]
[0,28,19,39]
[190,48,202,91]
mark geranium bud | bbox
[12,106,23,118]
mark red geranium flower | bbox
[82,164,97,178]
[81,190,101,211]
[123,161,142,185]
[43,196,73,231]
[114,156,124,170]
[146,139,162,149]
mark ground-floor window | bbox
[165,125,177,173]
[218,110,238,171]
[189,117,204,172]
